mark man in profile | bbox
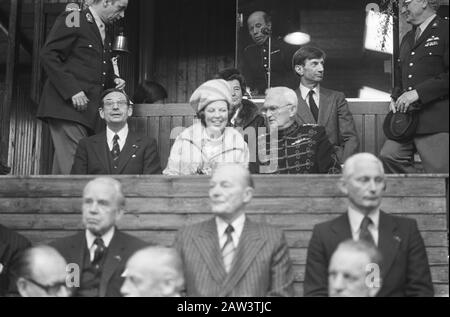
[51,177,147,296]
[175,163,294,296]
[241,11,297,95]
[328,239,382,297]
[121,246,185,297]
[12,245,71,297]
[71,88,161,175]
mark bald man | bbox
[12,245,70,297]
[328,240,382,297]
[241,11,298,95]
[51,177,147,297]
[175,163,294,296]
[304,153,433,297]
[121,246,184,297]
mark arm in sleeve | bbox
[143,138,162,174]
[336,92,359,162]
[40,12,83,100]
[315,127,341,174]
[71,138,88,174]
[304,225,329,296]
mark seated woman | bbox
[163,79,249,175]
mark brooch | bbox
[86,12,94,23]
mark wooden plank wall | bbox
[152,0,235,103]
[0,175,448,296]
[128,101,390,170]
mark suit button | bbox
[408,74,413,78]
[264,64,267,67]
[429,52,432,55]
[411,51,415,55]
[88,44,93,48]
[103,61,106,64]
[102,84,105,87]
[103,72,106,75]
[409,62,414,66]
[264,56,267,60]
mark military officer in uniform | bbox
[380,0,449,173]
[38,0,128,174]
[241,11,298,95]
[256,87,341,174]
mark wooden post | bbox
[0,0,21,167]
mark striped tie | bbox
[112,134,120,163]
[221,225,235,273]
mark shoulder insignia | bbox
[86,12,94,23]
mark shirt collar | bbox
[215,213,246,242]
[418,14,436,33]
[88,7,105,28]
[86,226,115,249]
[106,124,129,143]
[299,83,320,100]
[347,206,379,235]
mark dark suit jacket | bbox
[51,230,147,297]
[303,211,434,297]
[37,9,116,133]
[0,224,31,296]
[295,87,359,163]
[394,16,448,134]
[71,131,161,175]
[175,218,294,297]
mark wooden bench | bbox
[129,101,390,169]
[0,174,448,296]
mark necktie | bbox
[221,225,236,273]
[360,217,375,245]
[308,90,319,123]
[112,134,120,162]
[92,237,106,265]
[414,26,421,43]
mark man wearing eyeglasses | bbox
[380,0,449,173]
[71,88,161,174]
[12,245,70,297]
[37,0,128,175]
[256,87,341,174]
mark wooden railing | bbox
[0,174,447,296]
[129,101,390,169]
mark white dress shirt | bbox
[299,83,320,110]
[347,207,380,246]
[85,226,115,261]
[106,124,129,151]
[216,214,246,250]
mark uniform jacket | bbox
[394,16,449,134]
[295,87,359,163]
[303,211,434,297]
[71,131,161,175]
[175,218,294,297]
[241,37,298,95]
[38,9,117,133]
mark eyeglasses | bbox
[261,104,291,115]
[25,277,70,296]
[103,101,129,108]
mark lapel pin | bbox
[86,12,94,23]
[115,255,122,262]
[393,236,401,243]
[132,154,136,158]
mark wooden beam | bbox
[0,0,21,167]
[30,0,44,104]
